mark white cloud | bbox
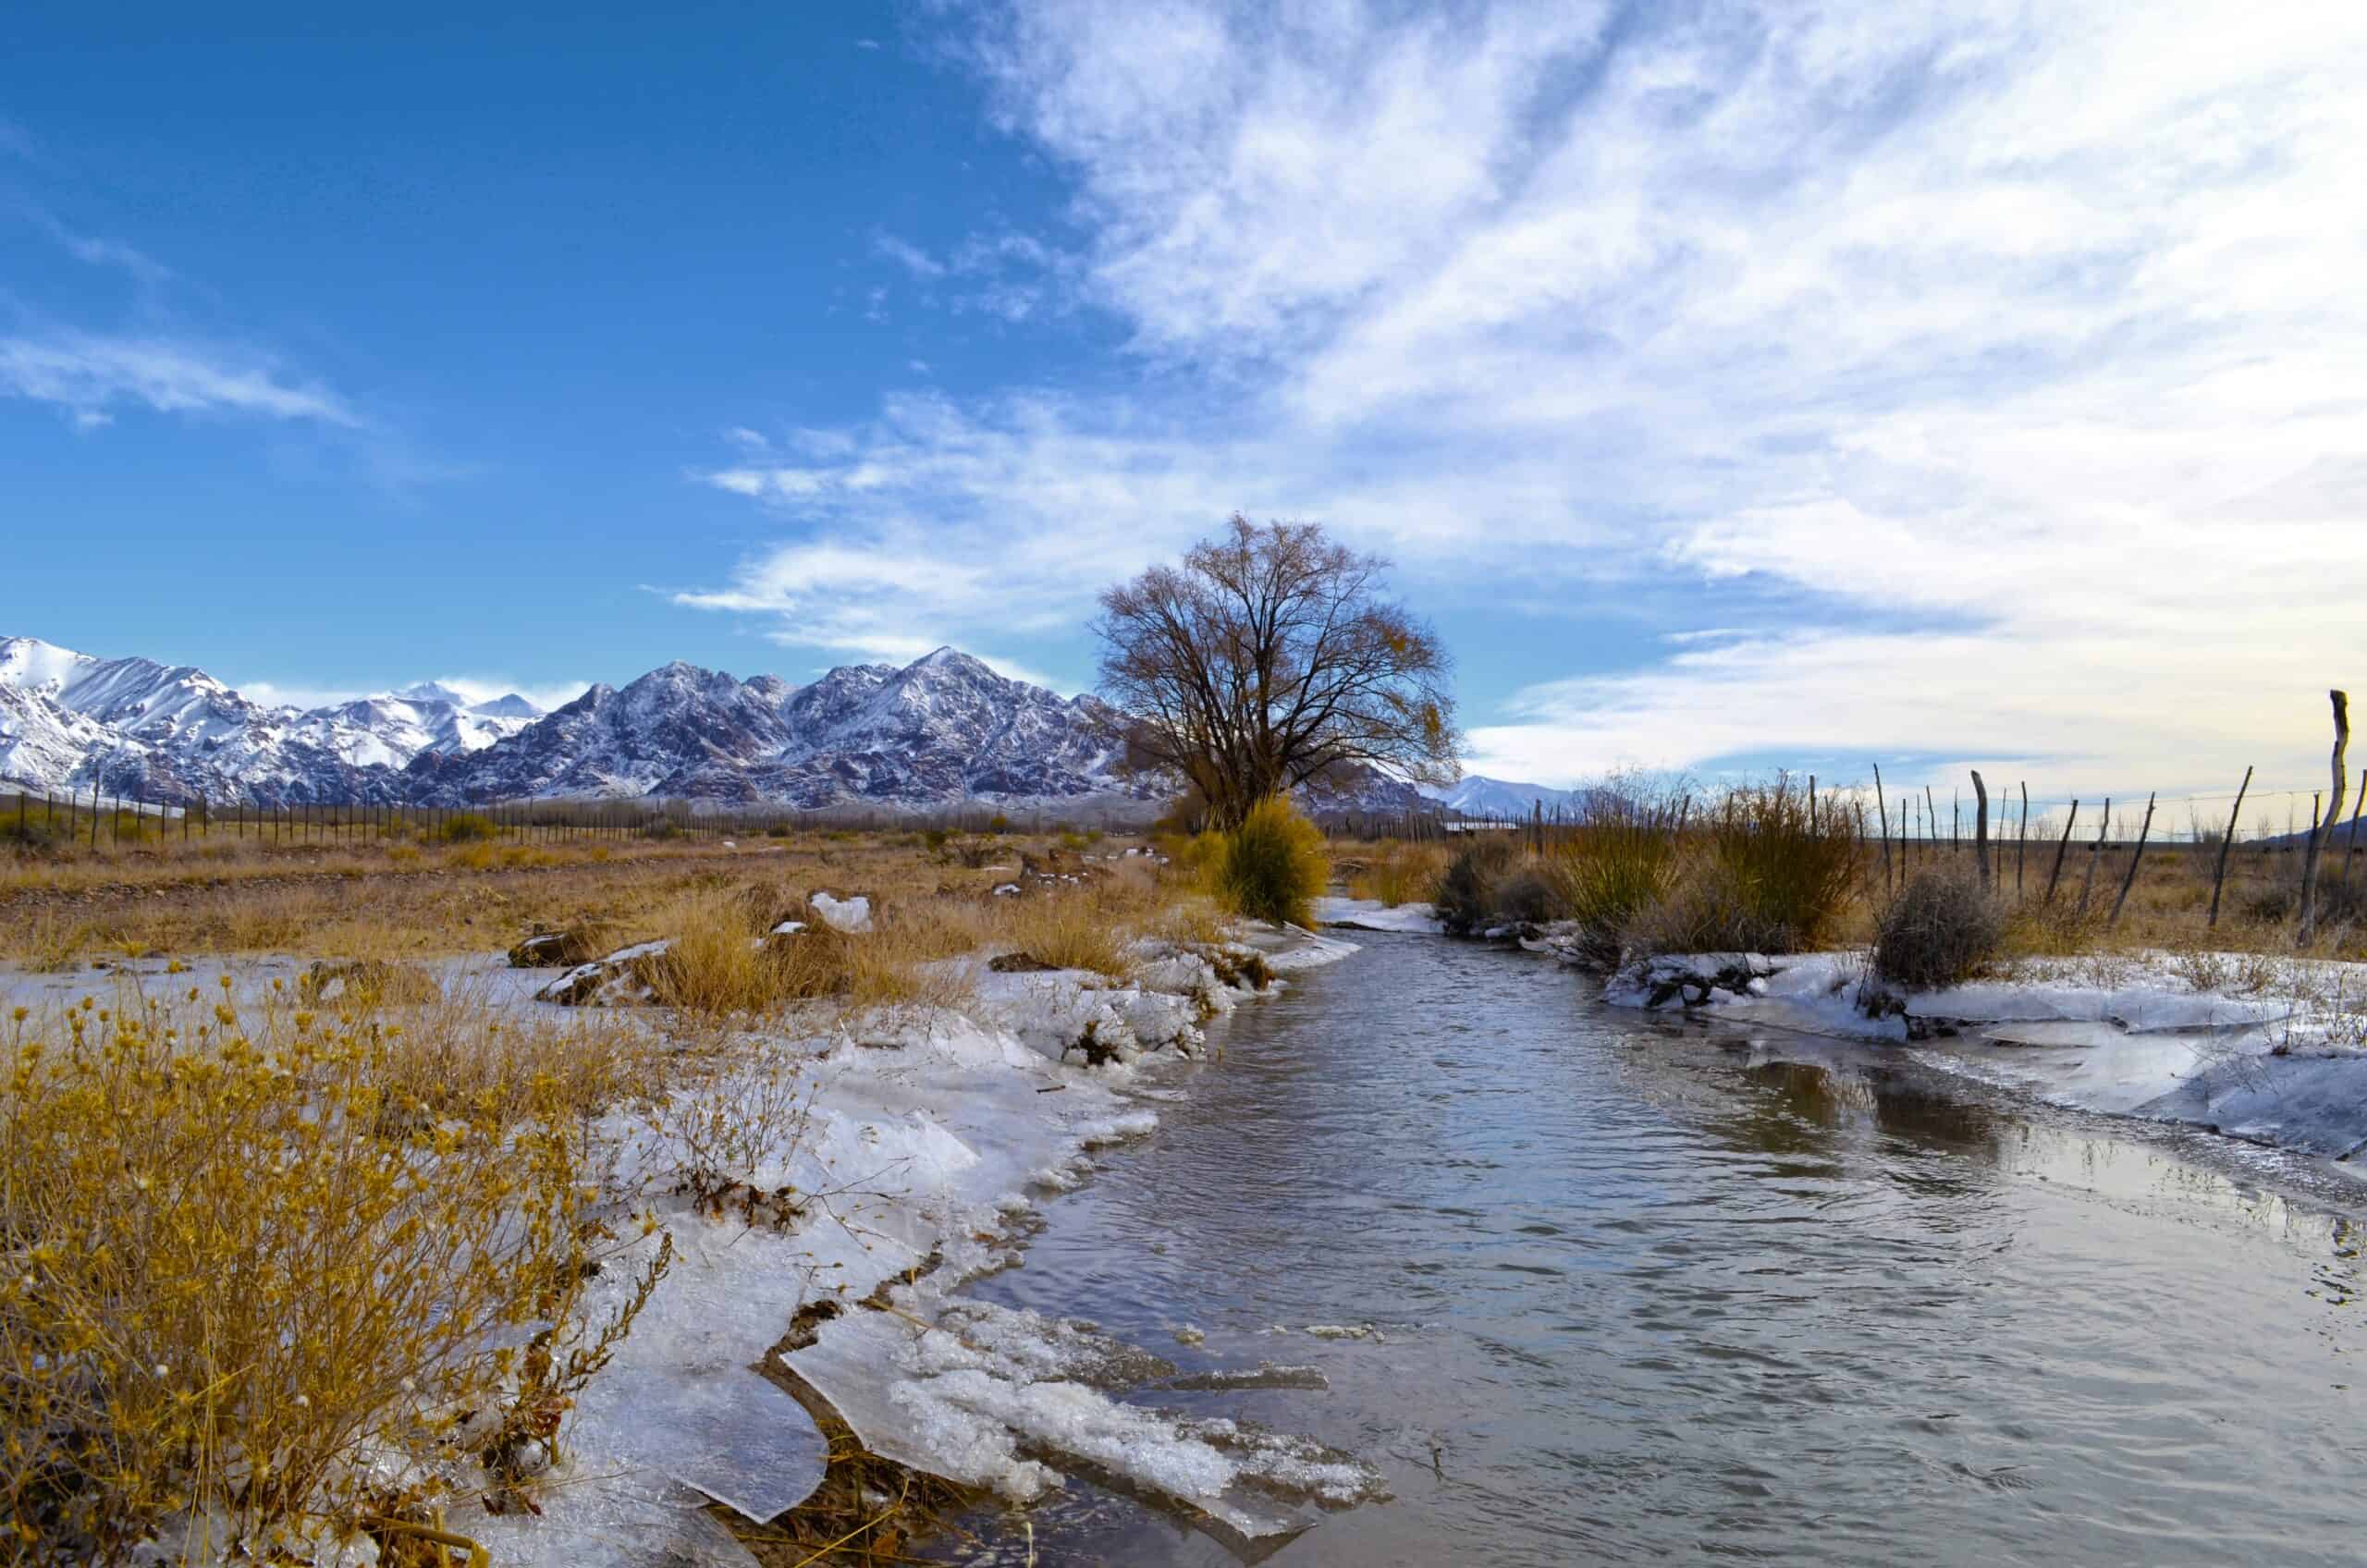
[873,233,947,278]
[690,0,2367,794]
[0,332,360,429]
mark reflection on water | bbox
[935,936,2367,1568]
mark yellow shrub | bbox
[1208,797,1330,928]
[0,984,648,1556]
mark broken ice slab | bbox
[451,1466,762,1568]
[783,1301,1385,1540]
[569,1348,828,1523]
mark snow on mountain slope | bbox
[1417,774,1595,818]
[408,647,1140,810]
[0,636,544,804]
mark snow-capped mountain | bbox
[406,647,1140,810]
[2,633,1485,818]
[289,690,543,770]
[1417,774,1595,819]
[0,636,544,804]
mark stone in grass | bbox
[506,925,611,968]
[535,940,671,1006]
[809,891,874,933]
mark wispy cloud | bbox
[0,332,362,430]
[15,202,174,286]
[872,232,947,278]
[690,0,2367,795]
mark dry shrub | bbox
[995,888,1134,978]
[374,981,658,1123]
[1699,781,1861,951]
[1631,782,1861,956]
[0,983,648,1557]
[1544,788,1684,965]
[1873,871,2005,989]
[1347,841,1447,908]
[1148,893,1230,949]
[1434,837,1515,935]
[433,812,498,844]
[1490,864,1568,925]
[1208,797,1330,928]
[648,888,791,1016]
[641,1044,816,1224]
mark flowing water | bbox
[937,932,2367,1567]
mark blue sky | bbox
[5,2,2363,802]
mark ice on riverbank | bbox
[1576,940,2367,1163]
[1314,895,1445,935]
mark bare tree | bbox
[1096,514,1461,827]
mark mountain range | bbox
[1415,775,1596,819]
[0,633,1570,818]
[0,635,1160,813]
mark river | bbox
[932,931,2367,1566]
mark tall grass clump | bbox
[1207,797,1330,928]
[0,984,656,1557]
[1347,841,1448,908]
[648,888,785,1015]
[1544,786,1685,965]
[1873,870,2005,989]
[1630,780,1861,956]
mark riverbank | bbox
[1318,894,2367,1170]
[0,835,1369,1565]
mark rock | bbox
[507,926,611,968]
[809,891,873,933]
[535,939,672,1006]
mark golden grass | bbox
[0,980,658,1555]
[1345,840,1448,908]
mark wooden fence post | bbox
[1971,770,1991,891]
[2017,781,2028,899]
[2108,791,2157,929]
[2299,691,2351,945]
[1872,763,1893,895]
[2044,800,2079,905]
[2344,766,2366,891]
[2076,797,2111,915]
[2207,766,2252,929]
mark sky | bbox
[4,0,2363,813]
